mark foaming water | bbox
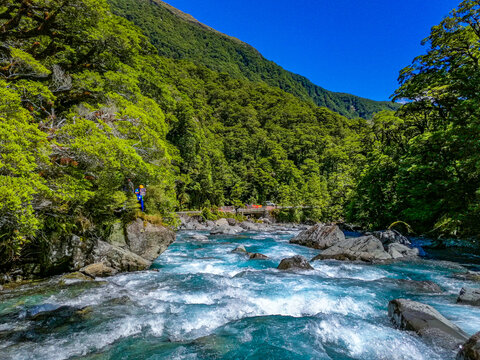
[1,230,480,359]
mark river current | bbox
[1,230,480,359]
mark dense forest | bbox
[107,0,400,119]
[1,0,479,270]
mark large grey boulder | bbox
[92,241,151,272]
[290,223,345,249]
[457,332,480,360]
[277,255,314,270]
[388,299,469,350]
[387,243,419,259]
[125,219,176,261]
[373,229,411,246]
[312,235,393,262]
[457,288,480,307]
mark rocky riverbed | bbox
[1,224,480,359]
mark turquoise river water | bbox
[1,229,480,359]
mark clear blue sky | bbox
[163,0,459,101]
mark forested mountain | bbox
[0,0,367,269]
[107,0,399,119]
[1,0,479,272]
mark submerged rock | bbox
[80,263,117,278]
[277,255,314,270]
[457,288,480,307]
[379,278,443,293]
[189,234,209,241]
[249,253,269,260]
[388,298,468,350]
[231,246,247,254]
[457,332,480,360]
[453,271,480,282]
[290,223,345,250]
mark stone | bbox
[61,272,94,282]
[379,278,443,293]
[387,243,419,259]
[226,218,237,226]
[373,229,411,246]
[214,218,229,227]
[388,298,468,350]
[277,255,314,270]
[107,221,127,248]
[312,236,393,262]
[453,272,480,282]
[249,253,269,260]
[189,234,209,241]
[92,241,151,272]
[457,332,480,360]
[239,221,260,231]
[126,219,176,261]
[457,288,480,307]
[290,223,345,250]
[80,263,118,278]
[231,246,247,254]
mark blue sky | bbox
[163,0,459,101]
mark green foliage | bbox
[349,1,480,237]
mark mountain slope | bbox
[108,0,399,119]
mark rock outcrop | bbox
[388,299,469,350]
[290,223,345,249]
[312,236,392,262]
[457,288,480,307]
[311,234,419,263]
[277,255,314,270]
[125,219,176,261]
[457,332,480,360]
[41,219,175,277]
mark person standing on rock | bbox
[135,188,144,212]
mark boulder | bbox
[453,271,480,282]
[92,241,151,272]
[239,221,260,231]
[378,278,442,293]
[231,245,248,254]
[388,299,468,350]
[312,235,392,262]
[214,218,229,227]
[290,223,345,250]
[189,234,209,242]
[60,272,94,282]
[457,288,480,306]
[277,255,314,270]
[373,229,411,246]
[249,253,269,260]
[387,243,419,259]
[226,218,237,226]
[80,263,117,278]
[125,219,176,261]
[457,332,480,360]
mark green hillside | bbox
[108,0,399,119]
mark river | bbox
[1,229,480,359]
